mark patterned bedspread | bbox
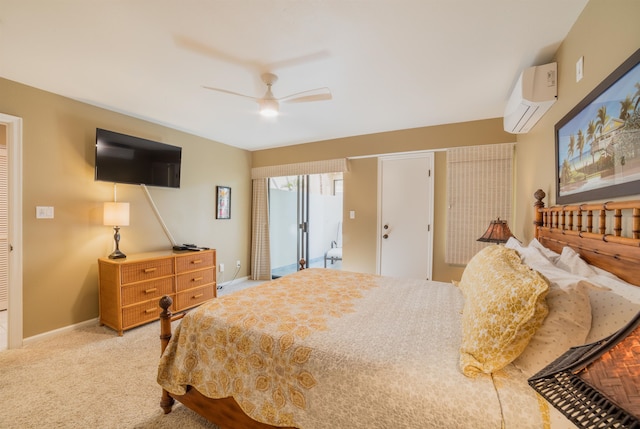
[158,268,551,428]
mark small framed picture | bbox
[216,186,231,219]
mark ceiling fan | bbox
[203,73,331,117]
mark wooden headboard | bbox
[533,189,640,287]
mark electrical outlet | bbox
[219,263,225,273]
[236,260,241,268]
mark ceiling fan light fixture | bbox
[259,99,279,117]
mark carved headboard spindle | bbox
[614,208,623,237]
[599,208,607,235]
[533,189,640,286]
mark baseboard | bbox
[218,275,249,287]
[23,278,253,346]
[23,317,99,346]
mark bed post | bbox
[533,189,546,239]
[159,295,175,414]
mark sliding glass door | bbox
[269,173,342,278]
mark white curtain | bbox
[446,143,515,265]
[250,178,271,280]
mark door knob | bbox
[383,234,389,239]
[383,224,389,229]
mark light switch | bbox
[349,210,356,219]
[36,206,54,219]
[576,56,584,82]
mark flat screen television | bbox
[95,128,182,188]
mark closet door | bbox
[378,153,434,280]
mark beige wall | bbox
[0,78,252,337]
[5,0,638,337]
[253,118,514,280]
[514,0,640,243]
[253,0,640,282]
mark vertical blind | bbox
[446,143,515,265]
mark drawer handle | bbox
[191,259,202,265]
[144,288,158,294]
[144,267,157,273]
[192,293,204,299]
[192,277,203,282]
[145,308,156,314]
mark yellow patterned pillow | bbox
[458,245,549,377]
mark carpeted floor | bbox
[0,280,264,429]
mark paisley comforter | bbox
[158,268,557,428]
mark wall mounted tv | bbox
[95,128,182,188]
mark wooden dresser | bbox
[98,249,216,335]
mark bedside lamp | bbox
[530,310,640,426]
[104,201,130,259]
[476,217,515,244]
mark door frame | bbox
[376,151,434,279]
[1,113,23,349]
[296,175,310,269]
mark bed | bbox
[157,189,640,428]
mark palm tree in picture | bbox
[619,95,634,121]
[596,106,610,137]
[568,134,576,164]
[577,129,586,161]
[633,82,640,111]
[587,120,597,164]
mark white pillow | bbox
[513,279,592,377]
[555,246,597,278]
[584,274,640,343]
[528,238,561,263]
[505,238,555,270]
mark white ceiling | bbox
[0,0,588,151]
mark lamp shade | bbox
[476,218,514,243]
[103,202,130,226]
[530,311,640,427]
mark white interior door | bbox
[1,113,23,350]
[378,153,434,280]
[0,144,7,311]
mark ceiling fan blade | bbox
[202,86,258,101]
[279,88,332,103]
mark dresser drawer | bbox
[176,285,215,310]
[99,249,216,335]
[122,296,174,328]
[176,251,214,273]
[121,258,174,284]
[121,277,174,306]
[176,268,215,292]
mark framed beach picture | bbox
[556,48,640,204]
[216,186,231,219]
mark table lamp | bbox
[476,217,515,244]
[104,201,130,259]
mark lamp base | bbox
[108,225,126,259]
[108,249,127,259]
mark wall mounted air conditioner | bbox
[503,62,557,134]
